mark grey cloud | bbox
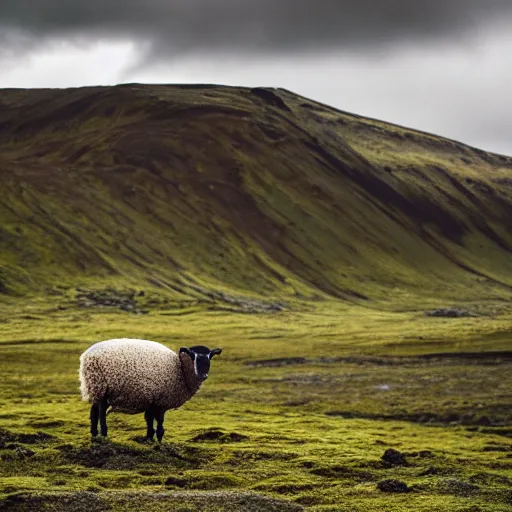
[1,1,512,55]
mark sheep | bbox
[79,338,222,441]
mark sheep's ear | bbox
[209,348,222,358]
[179,347,193,359]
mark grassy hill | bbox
[1,84,512,308]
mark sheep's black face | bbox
[180,346,222,381]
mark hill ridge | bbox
[0,84,511,307]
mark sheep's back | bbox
[80,338,179,413]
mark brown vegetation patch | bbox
[0,491,109,512]
[0,429,56,447]
[189,429,249,443]
[59,442,201,469]
[377,479,411,493]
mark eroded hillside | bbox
[1,84,511,306]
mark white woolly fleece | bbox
[79,338,202,414]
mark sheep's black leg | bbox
[90,403,99,437]
[98,395,109,437]
[155,410,165,443]
[144,409,155,441]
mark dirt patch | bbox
[256,483,316,494]
[382,448,409,467]
[246,357,307,368]
[482,444,512,453]
[248,352,512,369]
[438,478,480,497]
[0,429,56,448]
[310,465,375,481]
[377,479,411,493]
[425,308,478,318]
[107,490,304,511]
[326,410,504,427]
[164,477,188,488]
[75,287,148,314]
[59,441,200,469]
[1,445,35,461]
[479,427,512,437]
[165,473,241,490]
[468,472,512,486]
[59,442,140,468]
[0,491,109,512]
[246,354,415,368]
[190,429,249,443]
[27,420,66,429]
[406,450,435,459]
[230,449,296,463]
[418,466,439,476]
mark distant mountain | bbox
[1,84,511,306]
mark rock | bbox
[250,87,292,112]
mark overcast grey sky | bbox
[1,1,511,155]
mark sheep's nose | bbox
[198,373,208,381]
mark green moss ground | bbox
[1,298,512,511]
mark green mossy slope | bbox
[1,84,511,306]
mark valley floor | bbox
[1,296,512,511]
